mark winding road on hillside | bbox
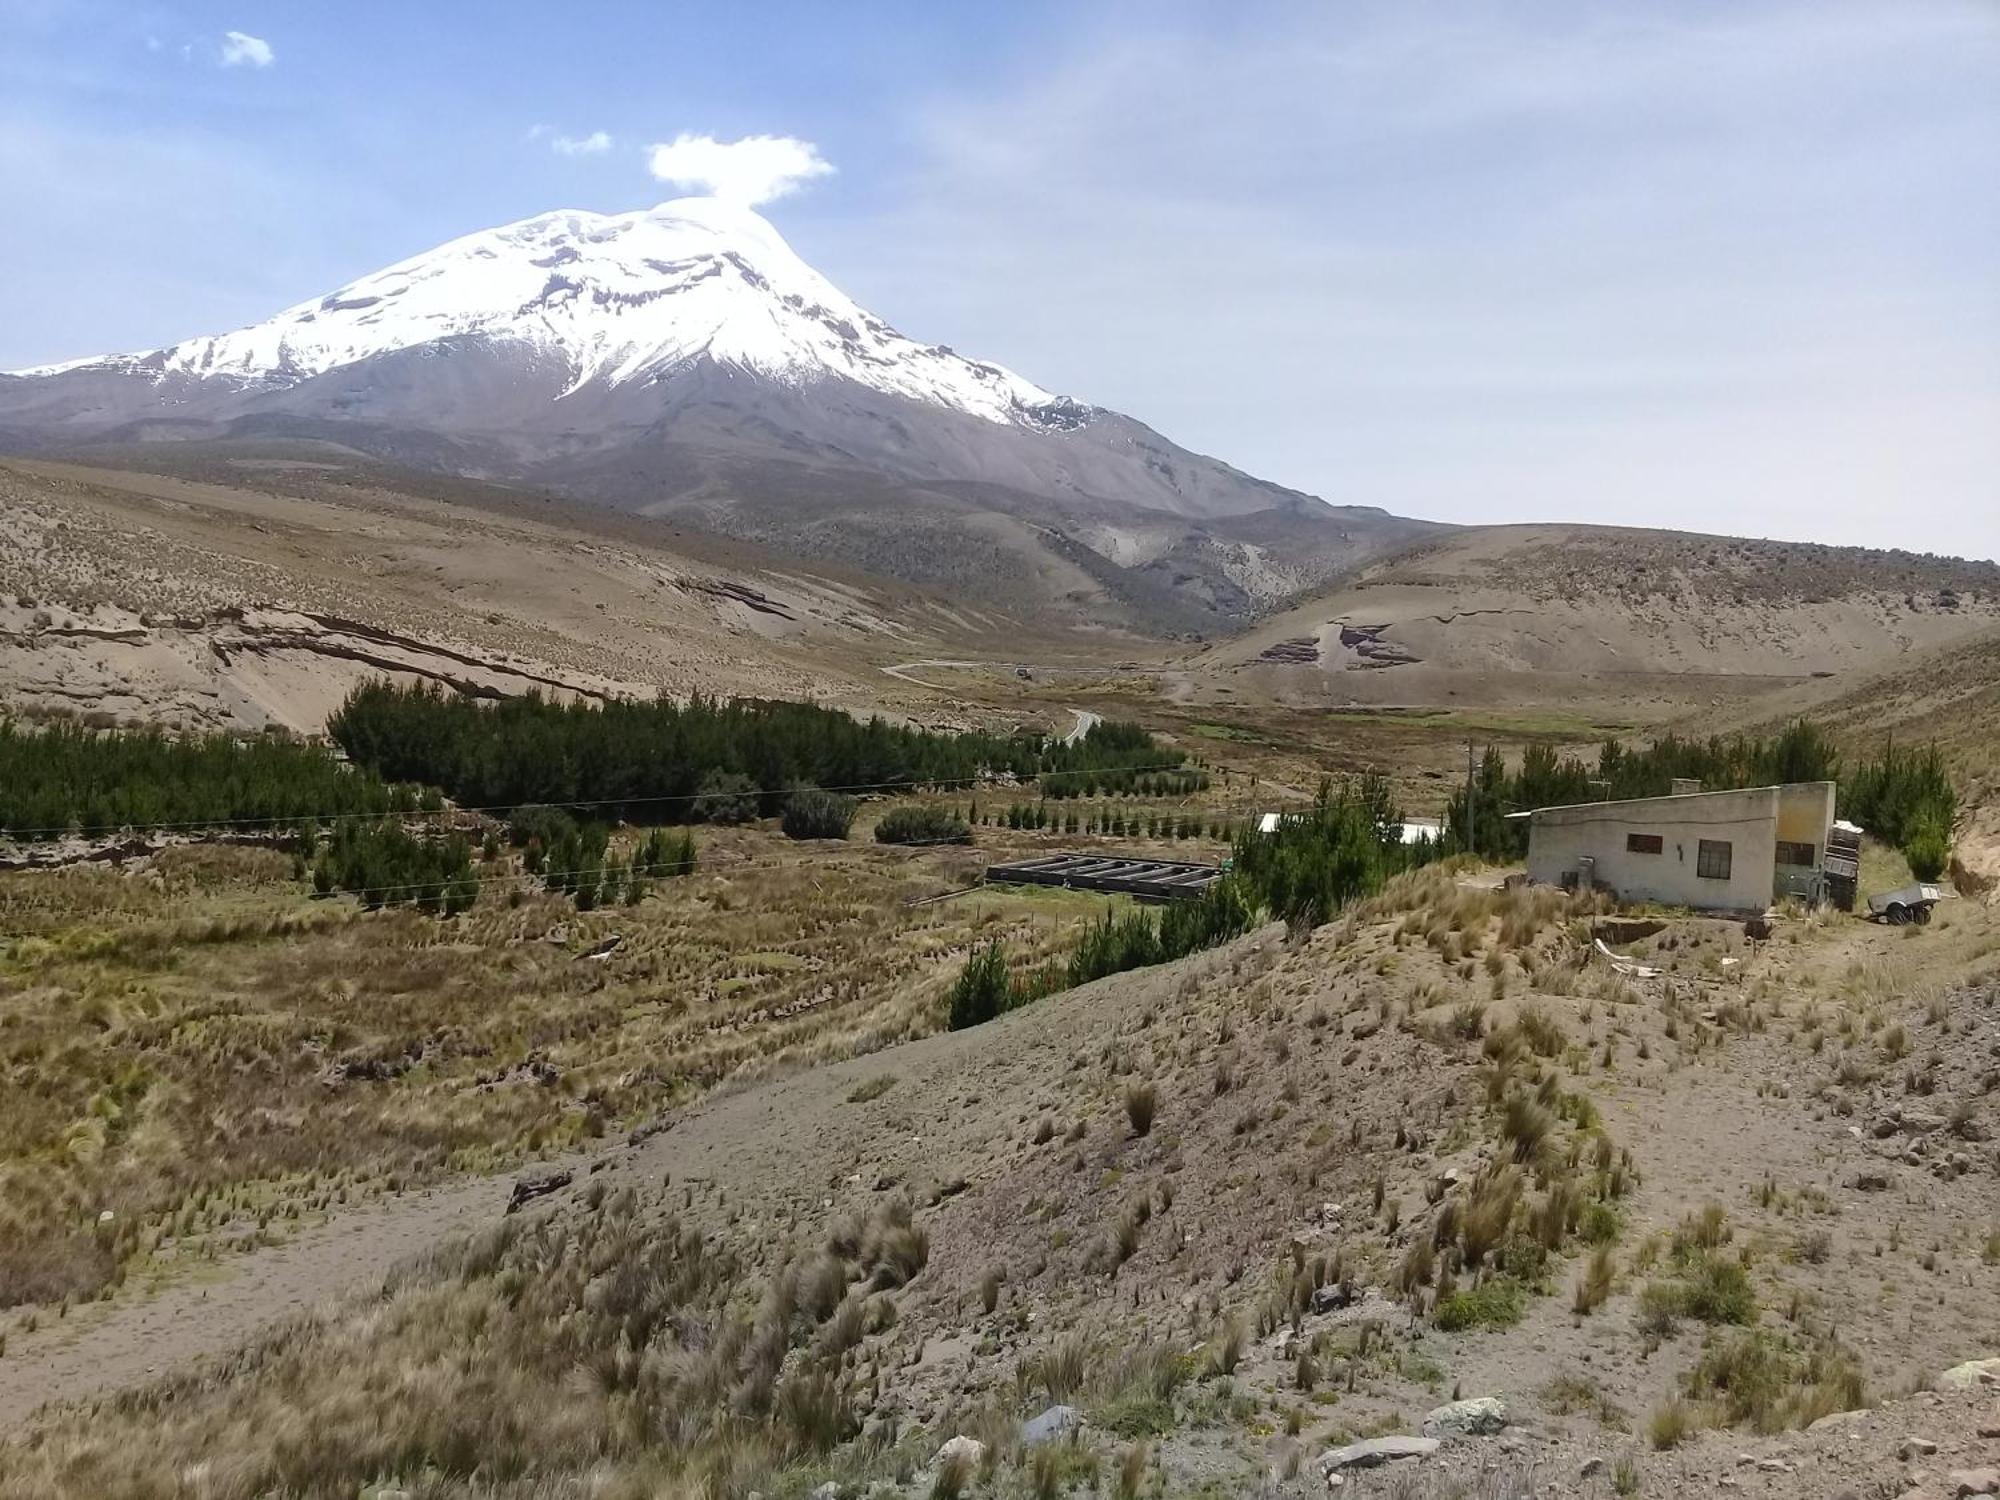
[878,659,1102,745]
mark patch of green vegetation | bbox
[1433,1276,1528,1331]
[1092,1392,1176,1438]
[1639,1253,1756,1334]
[1580,1201,1624,1245]
[1186,722,1276,746]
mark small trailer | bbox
[1867,882,1945,925]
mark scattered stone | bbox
[1579,1457,1605,1478]
[1311,1283,1357,1315]
[505,1167,572,1214]
[1902,1438,1941,1460]
[1807,1410,1871,1434]
[1851,1170,1892,1192]
[1756,1458,1791,1473]
[1941,1359,2000,1390]
[933,1436,986,1470]
[1978,1407,2000,1440]
[1951,1471,2000,1498]
[811,1484,841,1500]
[1422,1397,1507,1438]
[1315,1435,1439,1473]
[1022,1405,1085,1446]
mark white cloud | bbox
[645,132,832,205]
[551,130,613,157]
[219,30,273,68]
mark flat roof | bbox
[1512,781,1834,820]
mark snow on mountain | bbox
[13,197,1065,428]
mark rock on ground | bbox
[1315,1435,1440,1473]
[1422,1396,1508,1438]
[1021,1405,1085,1446]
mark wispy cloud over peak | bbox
[645,133,832,205]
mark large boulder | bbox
[1022,1405,1085,1446]
[1422,1396,1508,1438]
[1941,1359,2000,1390]
[933,1436,986,1471]
[1315,1435,1439,1473]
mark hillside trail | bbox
[0,935,1244,1435]
[0,1172,518,1431]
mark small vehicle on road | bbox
[1867,882,1945,925]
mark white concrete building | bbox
[1515,782,1836,913]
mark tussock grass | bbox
[0,831,1096,1308]
[0,1189,903,1497]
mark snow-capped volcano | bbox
[18,198,1066,427]
[0,196,1430,632]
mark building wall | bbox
[1775,782,1836,855]
[1773,782,1837,901]
[1525,786,1785,912]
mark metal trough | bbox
[984,852,1223,902]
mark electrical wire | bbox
[237,826,1238,904]
[0,760,1219,840]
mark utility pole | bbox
[1464,739,1476,855]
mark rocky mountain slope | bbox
[0,453,1020,736]
[1184,522,2000,722]
[0,198,1428,634]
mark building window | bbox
[1626,833,1664,855]
[1775,840,1816,867]
[1697,839,1733,881]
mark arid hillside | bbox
[1185,524,2000,727]
[0,454,1070,736]
[1751,624,2000,885]
[6,855,2000,1498]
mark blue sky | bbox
[4,0,1996,557]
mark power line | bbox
[0,762,1214,840]
[236,826,1238,904]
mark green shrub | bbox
[507,804,576,872]
[632,826,697,879]
[948,942,1012,1031]
[311,819,478,914]
[1641,1253,1756,1334]
[874,804,972,846]
[782,785,857,840]
[1580,1201,1623,1245]
[689,769,759,825]
[1678,1255,1756,1325]
[1433,1276,1527,1331]
[1905,818,1950,881]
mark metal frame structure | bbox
[984,853,1222,902]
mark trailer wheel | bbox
[1915,903,1934,925]
[1885,903,1910,925]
